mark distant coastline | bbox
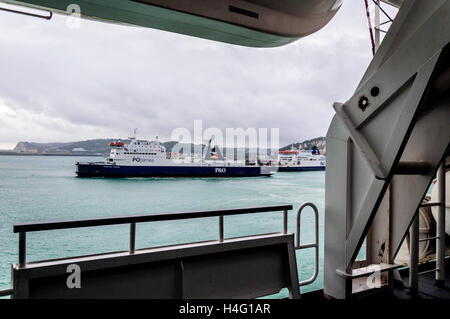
[0,151,103,156]
[0,137,326,157]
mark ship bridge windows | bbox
[124,152,158,155]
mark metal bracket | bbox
[336,263,402,279]
[333,102,387,179]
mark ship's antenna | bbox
[127,128,137,140]
[129,128,137,139]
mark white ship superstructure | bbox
[277,147,326,171]
[76,137,276,177]
[108,139,167,165]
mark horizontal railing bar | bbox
[395,161,432,175]
[420,201,441,207]
[336,263,402,279]
[296,243,317,250]
[0,288,13,297]
[14,205,293,233]
[419,268,438,275]
[418,236,439,242]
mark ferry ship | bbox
[276,147,326,172]
[76,137,276,177]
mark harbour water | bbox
[0,155,338,297]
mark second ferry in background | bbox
[276,146,326,172]
[76,137,276,178]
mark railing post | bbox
[283,210,288,234]
[219,216,224,242]
[409,210,419,296]
[18,232,26,268]
[130,223,136,254]
[436,161,446,286]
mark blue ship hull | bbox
[76,163,272,177]
[277,166,325,172]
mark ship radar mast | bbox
[129,128,137,140]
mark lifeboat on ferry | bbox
[10,0,343,48]
[109,142,124,147]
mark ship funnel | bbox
[204,138,224,160]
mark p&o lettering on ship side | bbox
[132,157,154,163]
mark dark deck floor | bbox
[392,257,450,299]
[302,257,450,300]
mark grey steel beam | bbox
[389,99,450,260]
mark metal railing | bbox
[414,202,444,277]
[6,202,324,297]
[417,201,442,245]
[409,160,447,292]
[296,203,320,287]
[13,204,293,269]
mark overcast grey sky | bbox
[0,1,397,149]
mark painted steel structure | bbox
[324,0,449,298]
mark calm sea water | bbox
[0,155,330,297]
